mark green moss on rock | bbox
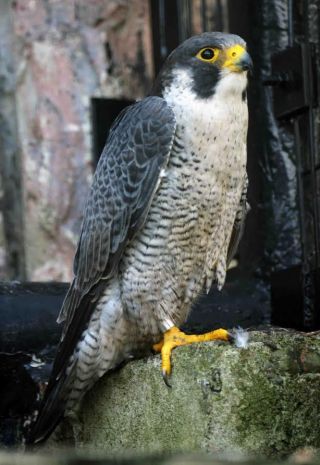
[66,330,320,458]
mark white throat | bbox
[162,68,248,150]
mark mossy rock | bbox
[59,330,320,458]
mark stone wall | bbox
[0,0,153,281]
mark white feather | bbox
[233,327,249,348]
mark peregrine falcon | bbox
[28,32,252,444]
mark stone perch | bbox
[56,330,320,458]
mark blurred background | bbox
[0,0,320,447]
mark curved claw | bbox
[162,369,172,388]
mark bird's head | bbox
[152,32,252,100]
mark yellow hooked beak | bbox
[222,45,253,73]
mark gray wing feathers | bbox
[227,175,249,265]
[58,97,176,328]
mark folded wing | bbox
[27,96,176,444]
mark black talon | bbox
[162,371,172,388]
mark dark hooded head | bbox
[151,32,252,99]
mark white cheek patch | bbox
[163,69,247,129]
[163,68,248,107]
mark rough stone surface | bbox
[59,330,320,459]
[3,451,320,465]
[0,0,27,280]
[6,0,153,281]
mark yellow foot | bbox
[152,326,230,387]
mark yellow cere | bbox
[222,44,247,72]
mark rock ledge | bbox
[59,330,320,458]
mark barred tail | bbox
[27,283,125,445]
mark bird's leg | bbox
[153,326,231,386]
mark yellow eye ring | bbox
[196,47,219,63]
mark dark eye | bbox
[200,48,215,60]
[196,47,219,62]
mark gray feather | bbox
[29,97,176,444]
[58,97,176,329]
[227,175,249,266]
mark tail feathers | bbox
[26,291,95,445]
[27,280,116,445]
[26,369,74,445]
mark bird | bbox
[27,31,252,445]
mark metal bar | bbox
[177,0,192,41]
[299,0,320,328]
[294,120,307,262]
[149,0,165,75]
[216,0,224,32]
[201,0,207,32]
[163,0,180,54]
[149,0,160,75]
[307,107,320,267]
[303,0,320,268]
[287,0,294,47]
[159,0,167,59]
